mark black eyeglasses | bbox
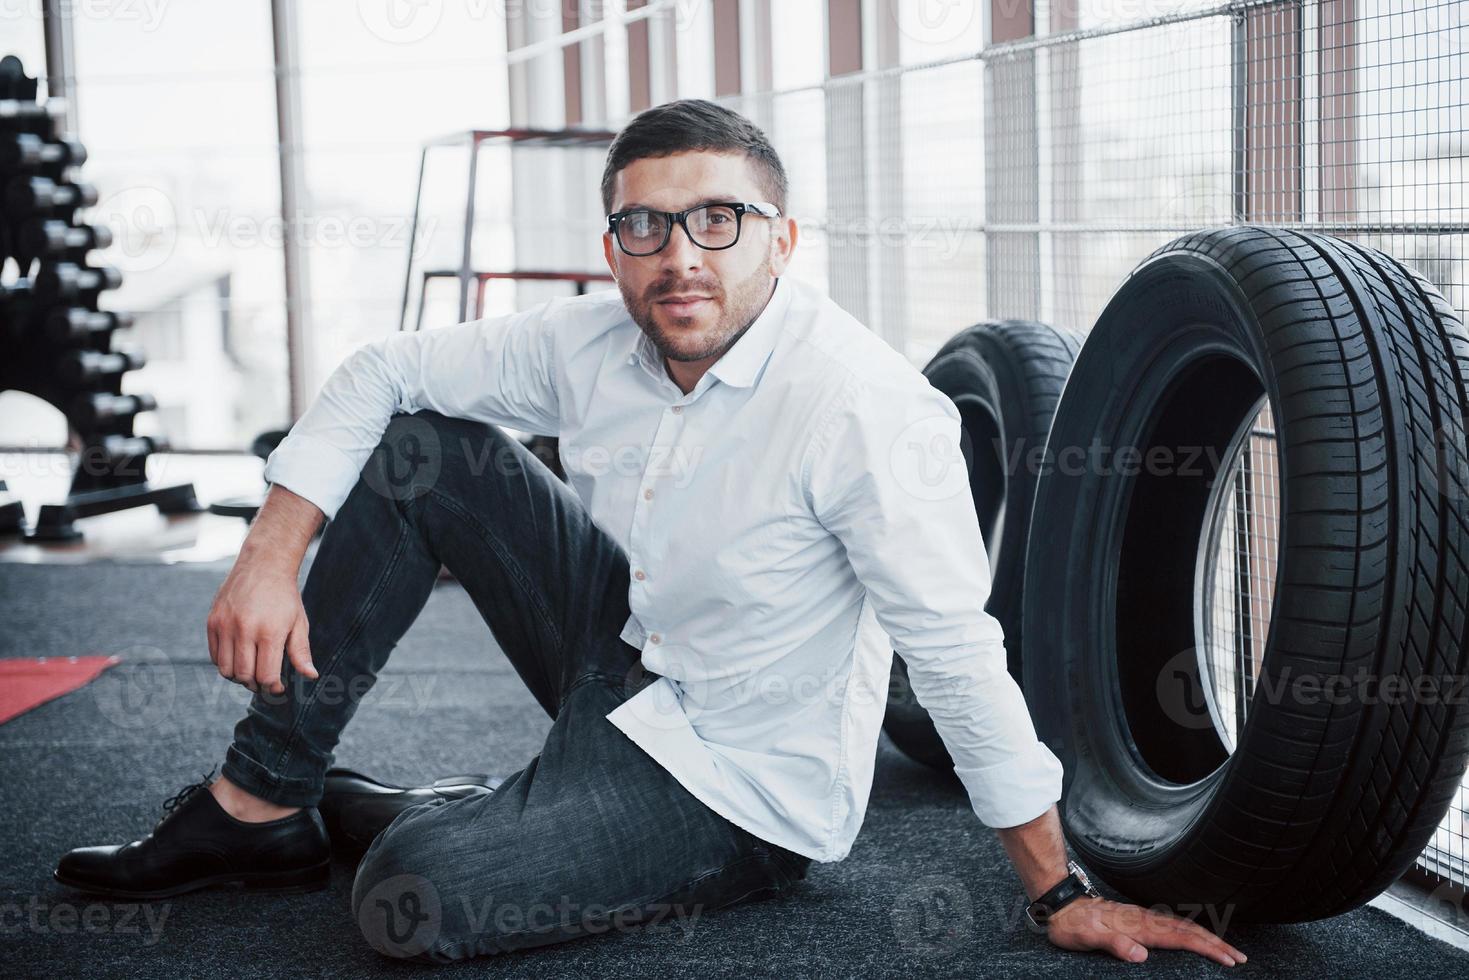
[607,201,781,256]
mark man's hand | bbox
[1045,895,1248,966]
[996,805,1247,966]
[207,558,319,696]
[206,483,325,695]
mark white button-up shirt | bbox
[263,276,1064,863]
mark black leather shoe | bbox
[318,767,503,856]
[53,767,331,900]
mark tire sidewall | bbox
[1023,251,1281,899]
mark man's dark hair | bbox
[600,98,789,216]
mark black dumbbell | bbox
[4,175,99,213]
[96,433,167,459]
[46,307,133,345]
[0,99,63,136]
[17,219,112,260]
[33,262,123,304]
[0,133,87,171]
[59,346,147,384]
[70,391,159,427]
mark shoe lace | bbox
[161,765,219,815]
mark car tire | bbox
[884,319,1082,771]
[1022,226,1469,923]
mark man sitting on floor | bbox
[55,98,1246,969]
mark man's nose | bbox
[658,220,705,272]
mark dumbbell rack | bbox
[0,54,200,541]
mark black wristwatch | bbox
[1025,860,1100,929]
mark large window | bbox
[294,2,510,394]
[2,4,285,451]
[0,6,287,452]
[75,4,286,452]
[2,2,511,451]
[1,3,46,74]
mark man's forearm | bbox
[995,803,1071,901]
[238,483,325,574]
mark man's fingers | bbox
[231,634,259,692]
[1141,910,1247,964]
[216,629,235,681]
[1048,914,1144,962]
[1097,923,1148,963]
[255,633,285,693]
[1050,900,1248,967]
[1133,933,1236,967]
[286,617,318,681]
[1127,914,1242,966]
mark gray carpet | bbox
[2,556,1465,978]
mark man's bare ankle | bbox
[208,773,302,823]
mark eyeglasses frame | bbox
[606,201,783,256]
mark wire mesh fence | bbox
[1202,399,1279,756]
[487,0,1465,900]
[707,0,1467,898]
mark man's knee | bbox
[364,411,527,511]
[351,825,449,960]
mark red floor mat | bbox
[0,655,120,725]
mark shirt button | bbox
[650,633,662,644]
[634,569,646,581]
[643,488,654,500]
[671,405,683,414]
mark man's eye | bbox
[627,214,659,235]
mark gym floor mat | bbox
[0,654,118,726]
[2,559,1467,978]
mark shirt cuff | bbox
[953,739,1065,829]
[261,430,368,523]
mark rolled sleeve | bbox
[261,301,562,523]
[953,730,1066,828]
[261,430,372,525]
[804,370,1064,829]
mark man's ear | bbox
[768,217,798,277]
[602,231,618,281]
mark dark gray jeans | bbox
[220,409,811,962]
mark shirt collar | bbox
[624,278,792,390]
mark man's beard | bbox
[621,260,775,364]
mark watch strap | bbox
[1026,861,1098,928]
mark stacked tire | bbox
[883,320,1081,770]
